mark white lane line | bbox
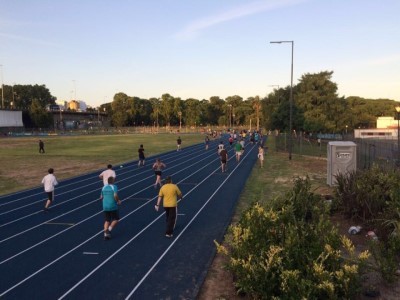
[82,252,99,255]
[0,143,206,213]
[0,150,222,263]
[58,144,256,300]
[44,222,75,226]
[0,148,217,242]
[125,146,255,299]
[0,140,243,297]
[0,144,212,227]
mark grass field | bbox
[0,133,205,195]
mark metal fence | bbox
[274,133,400,170]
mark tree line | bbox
[1,71,398,132]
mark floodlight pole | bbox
[396,105,400,165]
[0,64,4,109]
[270,40,294,160]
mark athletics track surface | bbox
[0,136,261,299]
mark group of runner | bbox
[41,132,264,240]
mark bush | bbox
[334,166,400,282]
[216,177,369,299]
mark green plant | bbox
[216,177,369,299]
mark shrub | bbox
[334,166,400,282]
[216,177,369,299]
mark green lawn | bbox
[0,133,205,195]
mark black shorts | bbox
[139,155,145,160]
[46,191,54,201]
[221,159,227,164]
[155,171,162,176]
[104,210,119,222]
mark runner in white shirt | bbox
[99,164,116,186]
[41,168,58,212]
[217,141,225,155]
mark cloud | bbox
[0,32,61,47]
[365,53,400,66]
[174,0,307,40]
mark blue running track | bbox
[0,136,261,299]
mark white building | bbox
[354,116,399,139]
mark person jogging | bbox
[39,140,45,154]
[41,168,58,212]
[99,164,116,186]
[235,140,243,162]
[100,176,121,240]
[177,136,182,151]
[154,176,183,238]
[219,147,228,173]
[152,158,166,188]
[138,144,145,167]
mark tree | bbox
[111,93,130,127]
[184,98,200,126]
[29,98,53,128]
[295,71,340,132]
[160,93,175,127]
[270,99,304,132]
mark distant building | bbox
[376,116,398,129]
[354,116,399,139]
[68,100,80,110]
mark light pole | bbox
[269,84,281,104]
[11,84,15,109]
[72,80,76,100]
[270,40,294,160]
[396,105,400,165]
[178,111,182,131]
[227,104,232,128]
[0,64,4,109]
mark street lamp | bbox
[396,105,400,165]
[178,111,182,131]
[269,85,281,105]
[227,104,232,128]
[270,40,294,160]
[0,64,4,109]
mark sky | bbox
[1,0,399,107]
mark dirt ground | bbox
[197,157,400,300]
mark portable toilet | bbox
[327,141,357,186]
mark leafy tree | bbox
[29,98,53,128]
[111,93,131,127]
[296,71,339,132]
[184,98,200,126]
[160,93,175,127]
[270,99,304,132]
[208,96,225,125]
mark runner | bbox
[205,135,210,150]
[152,158,166,188]
[235,140,243,162]
[41,168,58,212]
[99,164,116,186]
[154,175,183,238]
[100,176,121,240]
[177,136,182,151]
[258,145,265,168]
[217,141,225,155]
[219,147,228,173]
[138,144,145,167]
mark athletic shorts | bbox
[155,171,162,176]
[221,159,227,164]
[236,151,242,156]
[104,210,119,222]
[46,191,54,201]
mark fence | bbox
[274,133,400,170]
